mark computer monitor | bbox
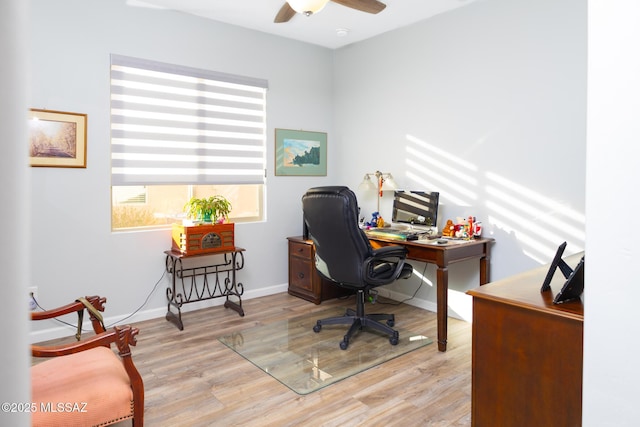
[391,190,439,227]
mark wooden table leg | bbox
[479,242,491,285]
[437,265,449,352]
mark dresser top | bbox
[468,252,584,321]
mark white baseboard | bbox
[375,287,465,321]
[29,283,288,344]
[30,283,464,343]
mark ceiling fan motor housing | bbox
[275,0,387,24]
[287,0,330,16]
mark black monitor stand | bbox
[540,241,585,304]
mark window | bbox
[110,55,267,231]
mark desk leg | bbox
[480,244,491,285]
[437,265,448,352]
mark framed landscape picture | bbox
[275,128,327,176]
[29,109,87,168]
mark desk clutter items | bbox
[361,214,484,243]
[441,216,482,239]
[366,228,418,241]
[365,211,386,228]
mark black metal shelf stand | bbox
[164,248,245,330]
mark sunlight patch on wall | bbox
[485,172,585,263]
[448,289,472,322]
[411,266,434,288]
[406,134,478,172]
[405,134,478,206]
[399,133,585,314]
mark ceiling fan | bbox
[274,0,387,23]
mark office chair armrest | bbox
[371,245,408,259]
[365,245,409,286]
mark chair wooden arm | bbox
[114,325,145,425]
[32,324,139,357]
[30,296,144,426]
[31,295,107,334]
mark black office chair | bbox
[302,186,414,350]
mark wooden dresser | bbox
[466,252,584,427]
[287,236,350,304]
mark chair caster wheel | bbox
[386,319,395,327]
[313,324,321,333]
[340,340,349,350]
[390,332,399,345]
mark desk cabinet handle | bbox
[298,272,304,279]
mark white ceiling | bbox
[127,0,476,49]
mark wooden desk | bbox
[466,252,584,427]
[368,236,494,351]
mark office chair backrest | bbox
[302,186,373,287]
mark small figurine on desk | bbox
[366,212,379,228]
[365,211,386,228]
[442,219,455,237]
[473,221,483,238]
[441,217,482,239]
[455,226,469,239]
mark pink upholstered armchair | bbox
[31,295,144,426]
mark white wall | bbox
[333,0,586,319]
[1,1,30,425]
[584,1,640,425]
[28,0,336,339]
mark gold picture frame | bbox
[29,109,87,168]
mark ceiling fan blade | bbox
[331,0,386,14]
[274,3,297,23]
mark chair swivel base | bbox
[312,291,400,350]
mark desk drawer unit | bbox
[288,238,320,303]
[287,236,351,304]
[290,239,312,259]
[289,250,314,293]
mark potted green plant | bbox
[174,195,235,255]
[183,195,232,224]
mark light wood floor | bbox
[38,292,473,426]
[132,293,472,426]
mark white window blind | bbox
[110,54,267,186]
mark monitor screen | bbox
[392,190,439,227]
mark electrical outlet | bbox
[28,286,38,311]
